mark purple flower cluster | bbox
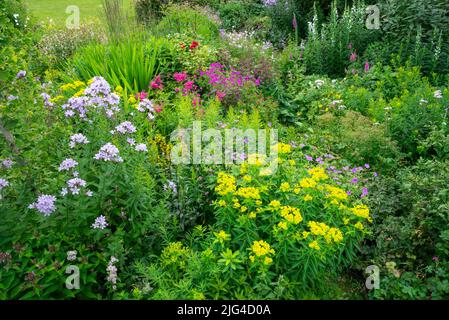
[325,162,377,199]
[106,256,119,290]
[0,178,9,191]
[94,143,123,162]
[67,250,77,261]
[135,143,148,152]
[28,195,57,216]
[262,0,277,6]
[62,77,120,120]
[66,178,87,195]
[126,138,135,146]
[16,70,26,79]
[92,215,108,230]
[69,133,89,149]
[41,93,54,108]
[163,180,177,194]
[1,159,13,169]
[83,77,110,95]
[136,99,155,121]
[62,96,89,118]
[113,121,136,135]
[58,158,78,172]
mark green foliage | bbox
[303,1,381,78]
[0,0,29,46]
[369,0,449,76]
[314,111,401,172]
[38,24,106,68]
[153,3,220,40]
[343,64,449,160]
[134,0,165,25]
[218,1,263,32]
[365,159,449,299]
[69,35,174,92]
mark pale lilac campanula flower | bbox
[1,159,13,169]
[164,180,177,194]
[262,0,277,6]
[92,215,108,230]
[0,178,9,191]
[28,195,57,216]
[107,256,119,290]
[69,134,89,149]
[67,250,77,261]
[58,158,78,172]
[16,70,26,79]
[94,143,123,162]
[137,99,155,121]
[41,93,54,108]
[114,121,136,135]
[67,178,86,195]
[361,187,368,198]
[135,143,147,152]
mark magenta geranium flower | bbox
[150,75,163,90]
[174,72,187,83]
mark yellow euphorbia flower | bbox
[309,241,321,250]
[215,172,236,196]
[251,240,275,257]
[304,194,313,201]
[299,178,317,188]
[279,182,291,192]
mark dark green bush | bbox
[364,159,449,299]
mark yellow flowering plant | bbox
[209,142,372,289]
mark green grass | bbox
[25,0,133,27]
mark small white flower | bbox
[67,250,77,261]
[314,79,325,88]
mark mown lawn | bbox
[25,0,133,26]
